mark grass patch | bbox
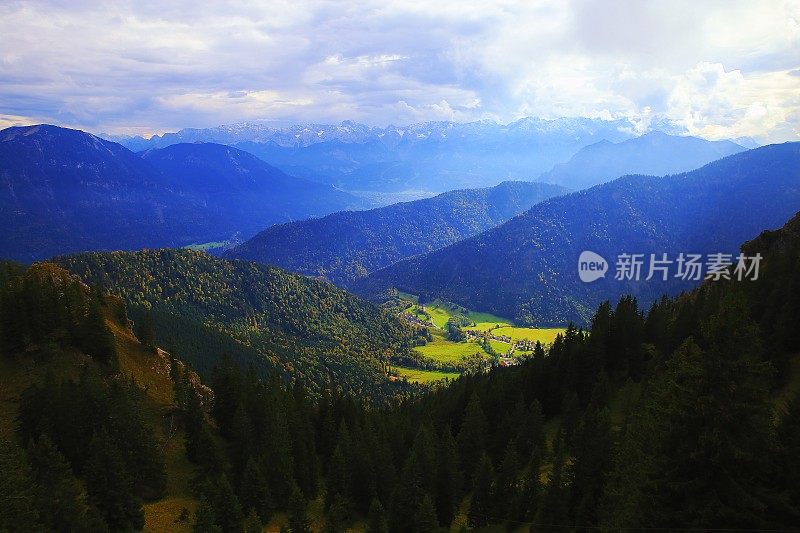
[489,340,511,355]
[395,367,460,384]
[474,326,565,346]
[414,335,486,363]
[183,240,230,252]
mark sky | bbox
[0,0,798,142]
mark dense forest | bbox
[356,142,800,325]
[53,249,423,398]
[228,181,566,286]
[0,263,167,531]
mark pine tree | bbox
[414,493,439,532]
[605,298,786,529]
[287,486,311,533]
[496,440,521,520]
[366,497,389,533]
[468,453,495,528]
[536,449,568,527]
[457,392,487,478]
[567,406,612,526]
[137,308,156,350]
[83,430,144,531]
[27,435,106,532]
[239,458,272,523]
[211,475,245,533]
[0,439,43,532]
[193,497,223,533]
[435,425,462,527]
[243,509,263,533]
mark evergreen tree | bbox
[239,458,272,523]
[435,425,462,527]
[211,475,245,533]
[243,509,263,533]
[27,435,107,532]
[194,497,223,533]
[137,307,156,350]
[496,440,521,520]
[457,392,487,478]
[567,406,612,526]
[468,453,495,528]
[605,301,786,529]
[366,498,389,533]
[287,486,311,533]
[0,439,43,532]
[83,430,144,531]
[414,493,439,533]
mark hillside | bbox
[227,181,567,286]
[0,125,201,261]
[0,262,204,532]
[0,126,363,262]
[53,249,419,396]
[539,131,745,189]
[355,143,800,325]
[141,142,361,238]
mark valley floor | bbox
[391,293,566,384]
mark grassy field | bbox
[399,293,565,362]
[489,339,512,355]
[183,240,230,252]
[395,366,460,383]
[484,326,565,345]
[416,337,486,362]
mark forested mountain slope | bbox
[539,131,744,189]
[356,143,800,325]
[54,249,418,396]
[227,181,567,286]
[141,142,361,238]
[0,126,361,262]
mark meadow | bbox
[394,294,566,382]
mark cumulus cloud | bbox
[0,0,797,142]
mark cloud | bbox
[0,0,797,142]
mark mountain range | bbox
[539,131,745,189]
[112,118,753,194]
[0,125,362,262]
[116,118,639,192]
[354,142,800,325]
[226,181,568,286]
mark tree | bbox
[605,300,787,530]
[435,425,462,527]
[287,486,311,533]
[239,458,272,523]
[457,392,487,478]
[0,439,43,532]
[468,453,495,528]
[211,475,245,533]
[366,498,389,533]
[83,430,144,531]
[496,440,522,520]
[27,435,106,532]
[194,497,223,533]
[414,494,439,533]
[567,407,612,526]
[137,308,156,350]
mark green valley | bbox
[390,292,566,383]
